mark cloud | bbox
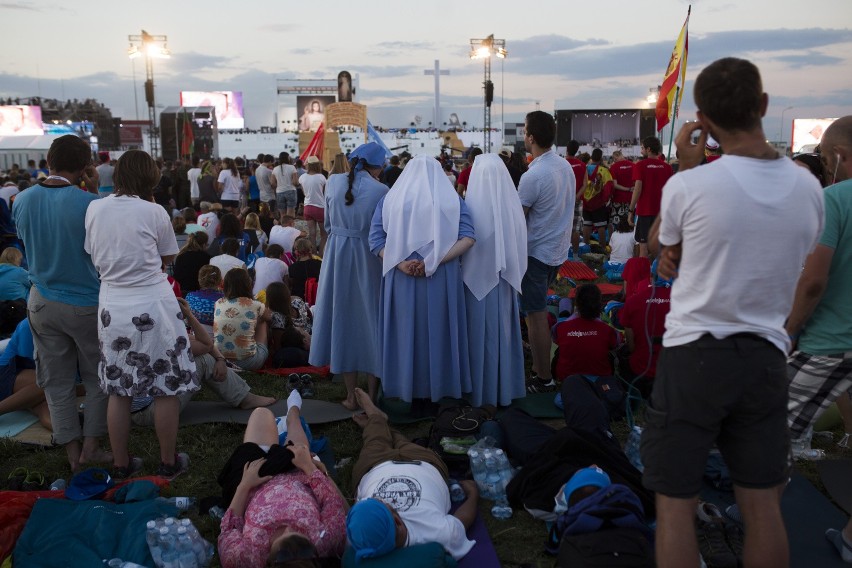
[0,2,39,10]
[770,52,844,68]
[257,23,298,33]
[164,51,232,75]
[370,40,435,53]
[509,34,609,59]
[329,65,421,78]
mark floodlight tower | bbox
[469,35,506,152]
[128,30,170,158]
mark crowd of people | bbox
[1,56,851,567]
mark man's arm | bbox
[452,480,479,530]
[785,244,835,339]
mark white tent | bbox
[0,135,65,171]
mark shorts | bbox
[218,441,296,506]
[582,207,609,228]
[303,205,325,224]
[573,202,582,233]
[520,256,560,314]
[787,350,852,441]
[233,343,269,371]
[277,191,297,210]
[641,333,790,498]
[634,215,656,244]
[221,200,239,209]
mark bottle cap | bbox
[177,527,187,535]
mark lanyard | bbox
[45,175,72,184]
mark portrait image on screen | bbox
[0,105,44,136]
[297,95,336,131]
[180,91,244,129]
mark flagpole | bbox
[667,85,680,160]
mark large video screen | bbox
[0,105,44,136]
[180,91,244,129]
[296,95,336,131]
[791,118,837,153]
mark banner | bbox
[655,7,690,132]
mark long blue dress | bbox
[309,171,388,376]
[369,195,474,402]
[465,282,525,406]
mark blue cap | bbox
[349,142,388,170]
[65,468,115,501]
[347,498,397,562]
[650,258,673,286]
[563,466,611,504]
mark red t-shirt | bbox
[456,165,473,188]
[620,283,671,378]
[622,257,651,300]
[566,157,585,198]
[551,315,621,379]
[632,157,673,216]
[609,159,635,204]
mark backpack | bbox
[427,401,491,475]
[557,527,655,567]
[303,277,318,306]
[547,484,654,567]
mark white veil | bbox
[461,153,527,300]
[381,155,461,277]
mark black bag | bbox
[427,401,491,474]
[589,375,626,421]
[557,527,654,568]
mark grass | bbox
[2,265,850,567]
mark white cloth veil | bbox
[461,153,527,300]
[381,155,461,277]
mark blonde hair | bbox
[307,160,322,174]
[244,212,261,231]
[330,153,350,175]
[178,231,208,256]
[293,237,315,257]
[198,264,222,289]
[0,247,23,266]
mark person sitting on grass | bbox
[186,265,224,339]
[265,281,311,368]
[217,394,348,568]
[288,237,322,300]
[604,216,636,280]
[214,268,271,371]
[0,247,30,302]
[0,317,52,429]
[210,237,247,277]
[347,388,479,562]
[130,298,275,427]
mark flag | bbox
[655,6,690,132]
[180,108,194,157]
[300,122,325,163]
[366,120,394,159]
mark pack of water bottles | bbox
[467,441,515,519]
[145,516,215,568]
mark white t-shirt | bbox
[187,167,202,199]
[84,195,178,286]
[209,254,246,277]
[272,164,297,194]
[356,461,475,560]
[252,257,289,295]
[300,173,327,208]
[198,212,219,238]
[269,225,302,253]
[217,170,243,201]
[658,155,824,352]
[256,164,274,202]
[608,231,636,265]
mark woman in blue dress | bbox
[369,155,475,404]
[461,154,528,406]
[309,143,388,410]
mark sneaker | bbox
[286,373,301,393]
[300,374,315,399]
[157,452,189,481]
[723,522,744,565]
[526,376,558,393]
[696,502,738,568]
[826,528,852,562]
[723,504,743,528]
[112,456,143,481]
[838,433,851,449]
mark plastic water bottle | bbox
[483,449,502,501]
[146,520,162,566]
[468,450,487,496]
[158,526,178,568]
[448,479,465,503]
[158,497,197,512]
[491,497,513,520]
[176,527,198,568]
[494,449,514,490]
[105,559,148,568]
[208,506,225,521]
[50,478,66,491]
[625,426,644,472]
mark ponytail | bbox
[345,158,362,206]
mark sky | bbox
[1,0,851,143]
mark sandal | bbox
[157,453,189,482]
[7,466,28,491]
[300,374,315,399]
[286,373,301,393]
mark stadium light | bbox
[469,35,507,152]
[128,30,169,158]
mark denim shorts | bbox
[520,256,560,314]
[277,191,297,210]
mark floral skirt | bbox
[97,280,200,397]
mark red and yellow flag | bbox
[655,6,690,132]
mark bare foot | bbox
[352,413,368,428]
[80,448,113,465]
[341,398,359,411]
[239,393,277,409]
[354,388,387,421]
